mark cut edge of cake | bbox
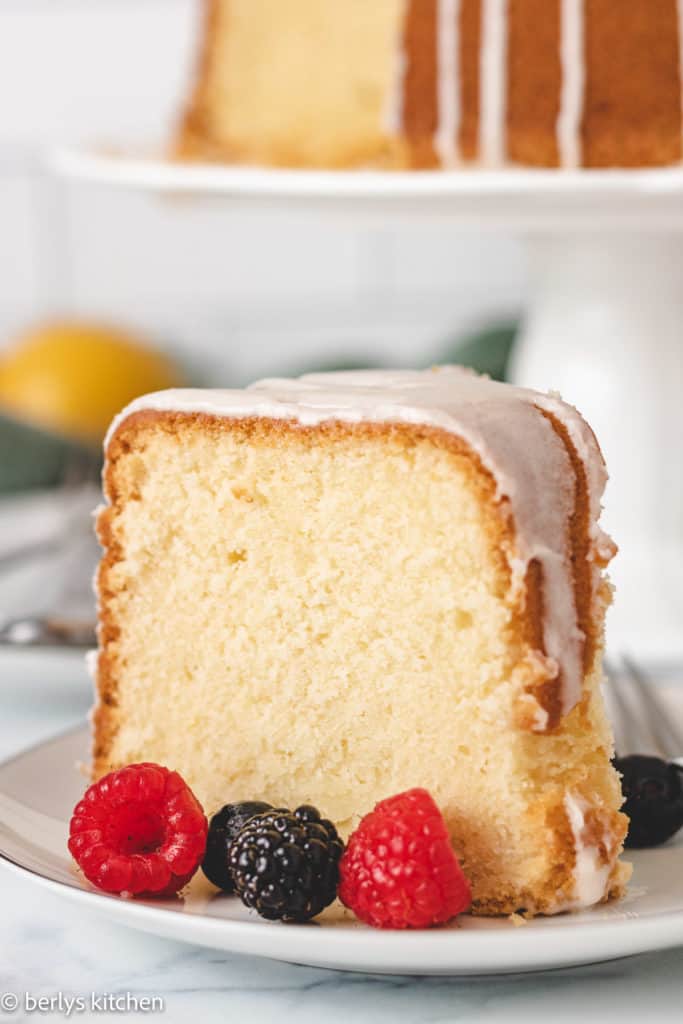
[92,368,630,916]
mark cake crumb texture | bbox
[178,0,405,168]
[95,412,628,915]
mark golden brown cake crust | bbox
[458,0,482,162]
[506,0,562,168]
[513,403,602,731]
[175,0,221,159]
[583,0,682,168]
[403,0,439,168]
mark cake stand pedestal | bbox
[51,152,683,661]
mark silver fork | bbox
[605,655,683,762]
[604,655,683,848]
[0,464,99,649]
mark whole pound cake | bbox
[178,0,683,169]
[93,368,630,916]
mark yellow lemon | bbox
[0,321,184,444]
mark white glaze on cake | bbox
[107,367,611,722]
[562,792,613,910]
[434,0,461,167]
[557,0,585,169]
[382,0,408,137]
[479,0,509,166]
[677,0,683,148]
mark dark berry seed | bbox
[330,841,343,863]
[238,847,255,869]
[275,843,303,874]
[305,839,328,869]
[298,864,314,889]
[259,883,284,907]
[256,855,274,878]
[305,822,329,841]
[287,889,308,913]
[295,805,321,823]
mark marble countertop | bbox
[2,656,683,1023]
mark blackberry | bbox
[202,801,272,891]
[228,804,344,922]
[615,755,683,848]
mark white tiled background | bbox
[0,0,527,382]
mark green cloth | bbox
[439,322,516,382]
[291,321,517,382]
[0,414,92,493]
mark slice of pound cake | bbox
[94,367,630,916]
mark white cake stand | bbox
[52,148,683,661]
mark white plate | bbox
[1,712,682,977]
[0,647,91,704]
[51,146,683,229]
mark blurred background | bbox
[0,0,524,392]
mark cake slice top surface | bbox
[107,366,614,723]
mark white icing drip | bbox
[479,0,509,166]
[382,0,408,137]
[678,0,683,154]
[85,649,100,712]
[531,702,550,732]
[85,649,98,682]
[533,389,609,700]
[106,367,612,721]
[434,0,461,167]
[557,0,585,169]
[561,792,612,910]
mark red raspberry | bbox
[68,763,208,897]
[339,788,471,929]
